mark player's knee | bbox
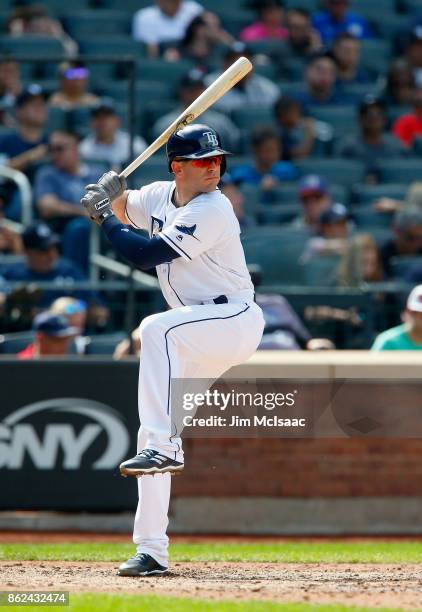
[139,313,166,341]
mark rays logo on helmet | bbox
[204,131,219,147]
[175,224,200,241]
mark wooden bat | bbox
[119,56,252,179]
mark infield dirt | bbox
[2,560,422,609]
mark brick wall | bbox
[173,438,422,497]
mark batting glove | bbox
[88,170,127,203]
[81,185,114,225]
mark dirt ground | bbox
[2,560,422,610]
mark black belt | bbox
[213,295,228,304]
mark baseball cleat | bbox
[119,448,184,477]
[118,552,168,577]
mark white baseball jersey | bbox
[125,181,254,308]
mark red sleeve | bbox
[392,115,414,147]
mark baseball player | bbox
[81,124,264,577]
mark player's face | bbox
[173,156,222,193]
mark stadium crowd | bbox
[0,0,422,354]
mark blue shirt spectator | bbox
[312,0,373,45]
[294,53,353,110]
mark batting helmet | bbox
[166,124,231,175]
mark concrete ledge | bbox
[1,497,422,534]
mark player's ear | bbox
[171,160,183,176]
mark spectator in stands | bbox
[219,173,255,229]
[404,25,422,89]
[7,5,78,57]
[167,12,233,64]
[374,181,422,215]
[49,62,98,110]
[230,125,298,193]
[336,233,384,287]
[34,130,101,272]
[80,99,147,171]
[17,311,79,359]
[240,0,288,42]
[335,97,406,183]
[312,0,373,46]
[0,219,22,255]
[204,42,280,113]
[2,222,90,307]
[50,296,88,354]
[285,8,322,58]
[371,285,422,350]
[331,32,370,86]
[294,52,350,108]
[132,0,203,58]
[392,87,422,148]
[291,174,332,230]
[274,96,316,160]
[0,58,22,125]
[0,84,48,180]
[152,68,240,152]
[301,202,350,263]
[380,58,415,107]
[380,209,422,278]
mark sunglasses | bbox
[176,155,223,168]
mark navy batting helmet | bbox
[166,124,231,175]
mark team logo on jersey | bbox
[175,224,200,241]
[151,216,164,237]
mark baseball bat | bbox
[119,56,252,179]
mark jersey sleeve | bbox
[124,187,149,231]
[160,200,227,261]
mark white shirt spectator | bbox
[133,1,203,45]
[80,130,146,169]
[204,71,280,113]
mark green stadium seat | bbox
[79,38,146,71]
[284,57,306,81]
[388,105,411,125]
[359,39,392,75]
[400,0,422,12]
[377,159,422,183]
[351,208,395,229]
[98,0,150,9]
[241,227,311,285]
[296,159,365,187]
[261,183,349,206]
[284,0,319,10]
[412,136,422,156]
[100,80,172,106]
[302,255,340,287]
[0,331,35,354]
[309,106,358,139]
[198,0,246,10]
[217,10,256,37]
[257,203,300,225]
[136,58,194,88]
[390,255,422,279]
[38,0,92,14]
[238,184,261,218]
[0,35,65,57]
[374,13,409,39]
[352,183,408,206]
[84,332,127,355]
[349,0,397,20]
[231,107,274,130]
[63,11,131,38]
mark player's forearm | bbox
[112,191,130,224]
[102,216,179,270]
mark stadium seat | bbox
[217,9,256,37]
[197,0,245,10]
[351,183,408,206]
[238,184,261,218]
[257,203,300,225]
[135,58,194,88]
[400,0,422,13]
[84,332,127,355]
[0,35,65,57]
[302,255,340,287]
[308,106,358,139]
[260,183,349,206]
[0,331,35,354]
[284,0,319,10]
[359,39,392,75]
[351,208,395,229]
[296,159,365,187]
[63,11,131,38]
[97,0,150,9]
[130,156,169,183]
[79,38,146,78]
[231,107,274,130]
[377,159,422,184]
[374,13,409,41]
[412,136,422,156]
[39,0,92,14]
[241,227,311,285]
[349,0,396,20]
[390,255,422,279]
